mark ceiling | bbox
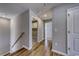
[0,3,62,19]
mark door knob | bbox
[68,48,70,50]
[68,31,70,33]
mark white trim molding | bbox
[23,45,31,50]
[38,39,44,43]
[52,49,68,56]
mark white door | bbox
[67,7,79,56]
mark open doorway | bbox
[0,17,10,55]
[44,19,52,50]
[32,18,38,46]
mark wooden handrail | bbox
[11,32,25,48]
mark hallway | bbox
[6,41,62,56]
[0,3,79,56]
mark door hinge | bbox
[68,13,70,16]
[68,30,70,33]
[68,48,70,50]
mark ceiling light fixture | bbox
[43,14,47,17]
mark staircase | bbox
[4,32,25,56]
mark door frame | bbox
[43,19,52,40]
[32,19,38,46]
[43,19,52,49]
[67,6,79,55]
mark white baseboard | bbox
[10,46,23,54]
[52,49,67,56]
[38,39,44,43]
[1,45,31,55]
[1,51,10,56]
[23,45,31,50]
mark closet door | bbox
[67,7,79,55]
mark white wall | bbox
[0,17,10,55]
[11,9,34,53]
[10,14,24,53]
[30,9,44,43]
[37,18,44,42]
[52,3,79,54]
[11,10,30,53]
[10,9,44,53]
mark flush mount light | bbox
[43,14,47,17]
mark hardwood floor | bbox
[5,40,63,56]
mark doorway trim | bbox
[67,6,79,55]
[43,19,52,41]
[43,19,53,49]
[32,18,39,47]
